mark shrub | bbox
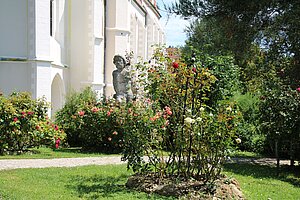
[232,92,264,152]
[0,92,65,154]
[259,79,300,161]
[55,88,97,146]
[121,47,242,183]
[56,88,168,153]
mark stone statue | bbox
[112,55,133,102]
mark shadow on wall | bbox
[51,73,65,117]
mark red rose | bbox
[192,67,197,73]
[91,107,99,113]
[27,111,34,115]
[172,62,179,69]
[13,117,18,122]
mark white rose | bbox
[226,106,232,112]
[184,117,195,124]
[196,117,202,122]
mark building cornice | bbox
[144,0,161,18]
[133,0,147,16]
[106,27,131,34]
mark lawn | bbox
[224,163,300,200]
[0,165,173,200]
[0,147,117,159]
[0,163,299,199]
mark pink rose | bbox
[78,111,85,116]
[91,107,99,113]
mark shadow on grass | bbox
[224,163,300,187]
[67,174,174,199]
[28,147,84,154]
[53,147,93,154]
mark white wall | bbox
[35,0,51,60]
[0,0,164,104]
[0,62,32,95]
[70,0,90,91]
[69,0,105,95]
[50,0,69,67]
[0,0,27,58]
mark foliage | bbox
[168,0,300,159]
[122,47,242,183]
[231,92,264,152]
[168,1,300,69]
[55,88,97,146]
[182,46,242,104]
[0,92,65,154]
[259,77,300,160]
[56,87,167,154]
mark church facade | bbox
[0,0,164,115]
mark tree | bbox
[168,0,300,80]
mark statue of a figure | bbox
[112,55,133,102]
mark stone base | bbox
[126,173,244,199]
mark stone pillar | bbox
[28,0,52,101]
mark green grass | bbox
[229,150,263,158]
[0,165,174,200]
[0,147,117,159]
[224,163,300,200]
[0,163,299,199]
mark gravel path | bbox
[0,156,293,171]
[0,156,124,171]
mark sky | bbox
[156,0,190,47]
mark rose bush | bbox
[121,47,242,183]
[0,92,65,154]
[55,87,168,153]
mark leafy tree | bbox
[168,0,300,81]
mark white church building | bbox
[0,0,164,115]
